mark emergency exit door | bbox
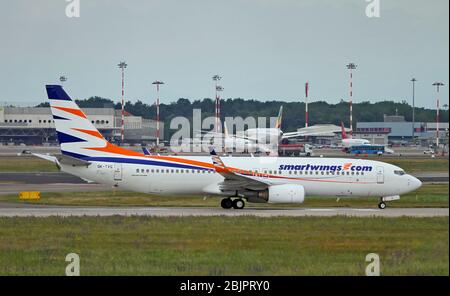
[113,163,123,181]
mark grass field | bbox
[0,156,58,172]
[0,183,447,208]
[0,216,447,275]
[0,155,448,173]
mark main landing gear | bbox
[221,197,245,210]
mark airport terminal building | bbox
[0,106,164,145]
[356,115,449,146]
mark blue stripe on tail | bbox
[46,85,72,101]
[56,131,87,144]
[53,115,70,120]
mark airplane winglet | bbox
[210,147,229,174]
[142,147,152,155]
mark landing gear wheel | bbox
[221,198,233,209]
[232,198,245,210]
[378,202,386,209]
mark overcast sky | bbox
[1,0,448,108]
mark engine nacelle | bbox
[267,184,305,203]
[246,184,305,204]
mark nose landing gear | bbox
[378,195,400,209]
[378,201,386,209]
[221,197,245,209]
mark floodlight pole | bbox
[411,78,417,143]
[346,63,357,136]
[152,81,164,147]
[118,62,128,144]
[432,82,444,149]
[305,82,309,128]
[212,75,222,133]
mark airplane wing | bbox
[32,153,91,167]
[210,149,269,191]
[282,124,348,139]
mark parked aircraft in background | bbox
[340,122,370,148]
[340,122,394,154]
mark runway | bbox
[0,203,447,217]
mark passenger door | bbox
[376,166,384,184]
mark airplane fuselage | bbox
[61,155,421,199]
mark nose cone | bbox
[410,176,422,191]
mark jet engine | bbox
[246,184,305,203]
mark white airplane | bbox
[340,122,370,148]
[222,122,274,154]
[340,122,395,154]
[205,106,344,153]
[34,85,421,210]
[234,106,344,143]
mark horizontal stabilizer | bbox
[56,154,91,167]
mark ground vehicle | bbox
[423,149,435,155]
[349,145,385,155]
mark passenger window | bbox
[136,169,139,173]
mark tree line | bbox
[37,97,448,139]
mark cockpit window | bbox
[394,170,405,176]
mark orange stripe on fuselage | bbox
[147,155,215,169]
[52,106,87,119]
[72,128,104,139]
[86,142,144,157]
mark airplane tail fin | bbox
[341,121,350,139]
[274,106,283,129]
[223,122,229,138]
[46,85,142,159]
